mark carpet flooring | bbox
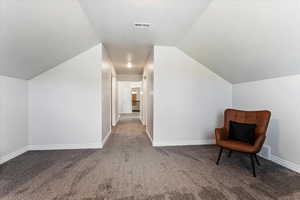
[1,117,300,200]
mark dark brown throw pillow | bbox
[229,121,256,144]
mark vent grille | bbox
[258,145,271,160]
[134,23,151,28]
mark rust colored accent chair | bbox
[215,109,271,177]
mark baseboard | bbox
[271,155,300,174]
[256,145,300,174]
[28,143,101,151]
[249,144,300,174]
[0,143,102,165]
[258,145,271,160]
[153,139,215,147]
[112,117,119,126]
[102,131,112,148]
[146,130,153,144]
[2,141,300,175]
[0,146,29,164]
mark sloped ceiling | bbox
[179,0,300,83]
[79,0,211,75]
[1,0,300,83]
[0,0,99,79]
[104,44,152,75]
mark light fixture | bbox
[127,54,132,61]
[127,62,132,68]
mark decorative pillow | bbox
[229,121,256,144]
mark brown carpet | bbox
[1,118,300,200]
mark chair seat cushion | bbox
[217,140,257,153]
[229,121,256,144]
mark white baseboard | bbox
[2,141,300,175]
[113,115,120,126]
[271,155,300,174]
[0,146,29,164]
[28,143,101,151]
[141,118,145,125]
[146,130,153,144]
[112,116,120,126]
[153,139,215,147]
[258,145,271,160]
[0,143,102,165]
[102,131,112,148]
[257,145,300,173]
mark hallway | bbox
[1,118,300,200]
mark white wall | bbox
[233,75,300,168]
[102,46,116,141]
[118,82,133,114]
[0,76,28,163]
[28,45,102,149]
[112,73,118,126]
[142,50,154,139]
[117,74,142,82]
[153,46,232,146]
[141,79,146,125]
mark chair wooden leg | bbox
[216,147,223,165]
[254,154,260,166]
[250,154,256,177]
[228,150,233,158]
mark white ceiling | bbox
[0,0,98,79]
[105,44,152,74]
[2,0,300,83]
[179,0,300,83]
[79,0,212,74]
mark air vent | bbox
[258,145,271,160]
[134,23,151,28]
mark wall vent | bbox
[258,145,271,160]
[134,23,151,28]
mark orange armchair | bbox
[215,109,271,177]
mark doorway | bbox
[131,87,140,113]
[117,81,142,120]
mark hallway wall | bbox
[153,46,232,146]
[28,45,102,149]
[111,74,118,126]
[0,76,28,164]
[142,50,154,140]
[102,46,116,142]
[117,74,142,82]
[118,82,133,114]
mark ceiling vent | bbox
[134,23,151,28]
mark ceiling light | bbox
[127,54,132,61]
[127,63,132,68]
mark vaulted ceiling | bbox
[78,0,211,75]
[0,0,99,79]
[1,0,300,83]
[179,0,300,83]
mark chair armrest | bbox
[253,135,266,153]
[215,128,228,142]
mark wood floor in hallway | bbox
[1,117,300,200]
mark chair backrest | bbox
[224,109,271,138]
